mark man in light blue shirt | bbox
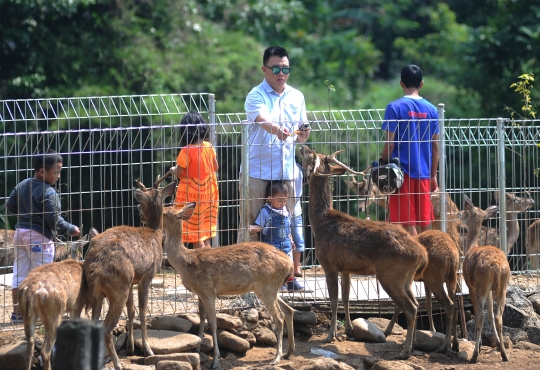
[239,46,310,246]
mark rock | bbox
[259,310,271,320]
[412,330,446,352]
[298,358,355,370]
[123,365,155,370]
[283,323,313,337]
[294,310,318,326]
[528,292,540,314]
[506,285,537,318]
[370,360,415,370]
[291,302,313,311]
[156,360,192,370]
[151,277,164,288]
[149,316,193,333]
[133,329,201,354]
[217,330,250,353]
[145,353,200,370]
[201,334,213,353]
[525,324,540,345]
[216,313,243,330]
[514,341,540,351]
[236,330,257,345]
[351,318,386,343]
[115,332,127,351]
[367,317,404,336]
[178,313,207,335]
[253,326,277,345]
[484,333,512,349]
[503,303,530,328]
[0,342,27,370]
[246,308,259,323]
[456,340,476,362]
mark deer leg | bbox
[126,288,136,355]
[470,292,486,364]
[137,282,154,357]
[384,306,402,337]
[323,270,339,343]
[341,272,353,337]
[430,284,454,353]
[277,297,295,359]
[91,293,104,322]
[41,319,60,370]
[257,290,285,364]
[425,285,435,332]
[199,296,219,369]
[23,315,35,370]
[494,290,509,361]
[102,291,129,370]
[196,298,206,353]
[446,280,460,352]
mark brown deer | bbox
[18,259,88,370]
[461,195,510,363]
[345,178,463,251]
[384,230,460,354]
[162,204,295,369]
[478,192,534,253]
[0,229,15,270]
[299,145,428,359]
[83,173,176,370]
[526,219,540,270]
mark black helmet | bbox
[370,158,404,194]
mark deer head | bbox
[134,172,176,229]
[299,145,352,179]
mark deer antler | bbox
[327,151,368,176]
[153,169,172,189]
[135,179,147,191]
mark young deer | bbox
[461,195,510,363]
[299,145,428,359]
[384,229,460,354]
[162,204,295,369]
[478,192,534,253]
[345,178,463,251]
[526,219,540,270]
[18,259,87,370]
[83,173,176,370]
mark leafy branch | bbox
[504,73,536,121]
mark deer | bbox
[299,145,428,359]
[161,204,295,369]
[83,173,176,370]
[526,219,540,270]
[478,192,534,254]
[345,178,464,252]
[460,195,510,363]
[384,229,460,354]
[0,229,15,270]
[18,258,88,370]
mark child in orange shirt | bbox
[171,112,219,248]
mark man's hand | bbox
[430,176,439,192]
[70,226,81,237]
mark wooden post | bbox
[53,319,104,370]
[456,292,468,340]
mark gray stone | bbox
[253,326,277,345]
[367,317,404,336]
[456,340,476,362]
[294,310,317,326]
[149,316,193,333]
[514,341,540,351]
[151,278,165,288]
[503,303,530,328]
[123,365,155,370]
[216,330,250,353]
[291,302,313,311]
[178,313,206,335]
[133,329,201,354]
[236,330,256,345]
[115,332,128,351]
[201,334,213,353]
[246,308,259,323]
[156,360,192,370]
[0,341,27,370]
[370,360,415,370]
[144,353,200,370]
[215,313,243,330]
[351,318,386,343]
[506,285,537,317]
[412,330,446,352]
[298,358,355,370]
[528,292,540,314]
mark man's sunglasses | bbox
[266,66,291,75]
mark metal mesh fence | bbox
[2,94,540,330]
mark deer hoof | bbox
[395,350,410,360]
[208,359,219,369]
[321,334,335,344]
[469,351,479,363]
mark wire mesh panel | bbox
[2,95,540,330]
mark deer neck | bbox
[464,221,482,254]
[145,211,164,230]
[308,175,333,228]
[162,223,190,267]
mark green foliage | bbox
[505,74,537,120]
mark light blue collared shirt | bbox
[244,79,308,180]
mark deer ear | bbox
[161,181,177,199]
[133,189,147,203]
[463,195,474,211]
[177,202,196,221]
[484,205,499,219]
[343,179,359,194]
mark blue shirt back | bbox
[382,96,439,179]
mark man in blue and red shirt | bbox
[380,64,439,235]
